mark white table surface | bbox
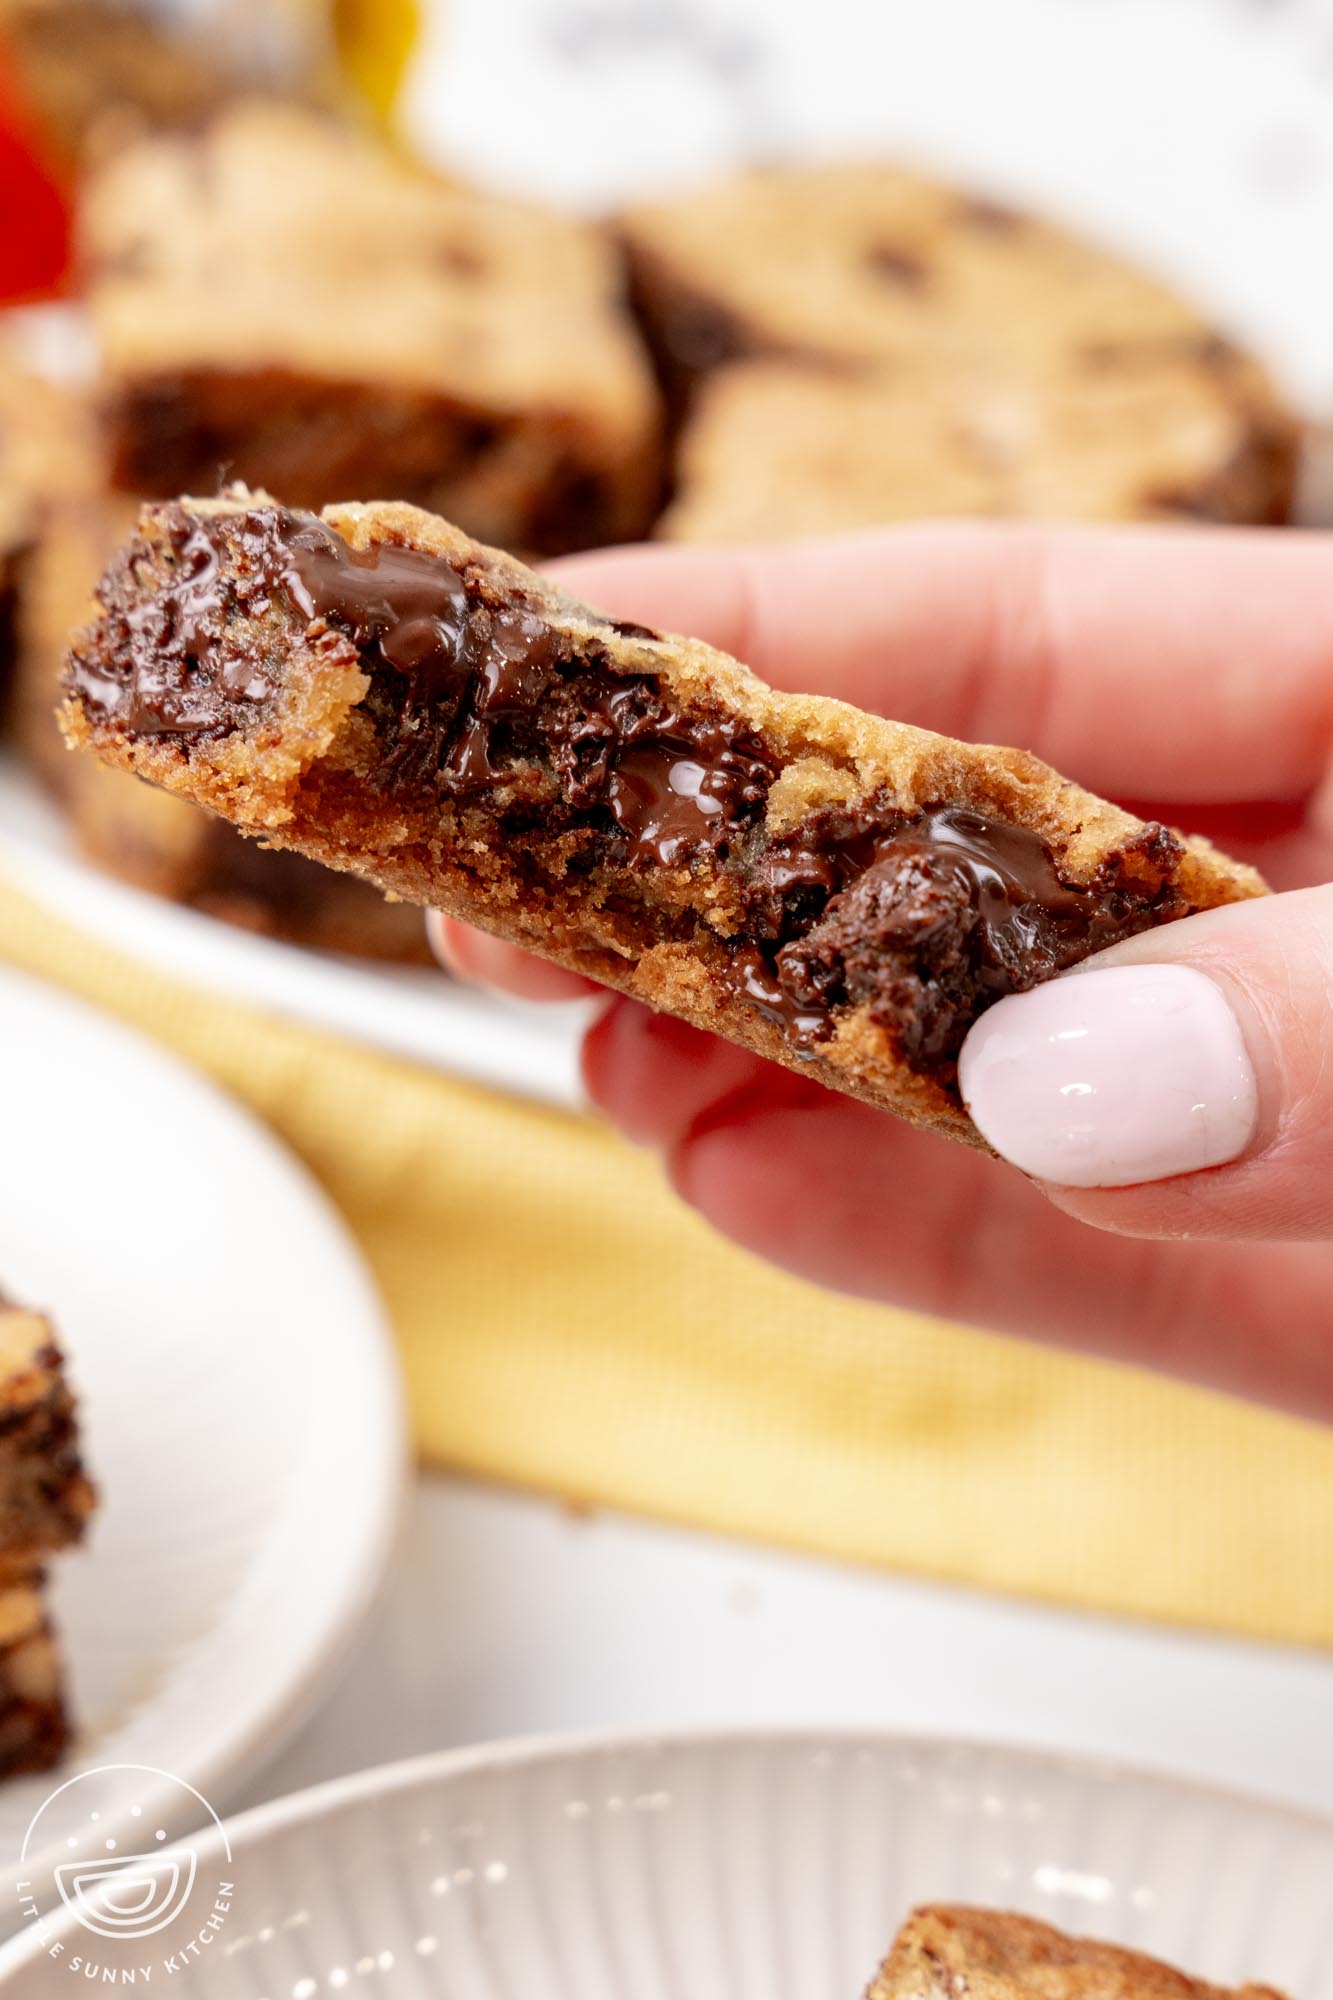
[234,1473,1333,1825]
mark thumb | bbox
[957,884,1333,1241]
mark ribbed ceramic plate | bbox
[0,965,407,1906]
[2,1732,1330,1993]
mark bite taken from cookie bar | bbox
[60,490,1264,1145]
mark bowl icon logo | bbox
[18,1763,232,1963]
[54,1844,198,1940]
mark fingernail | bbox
[958,964,1258,1189]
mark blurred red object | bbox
[0,42,72,302]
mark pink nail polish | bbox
[958,964,1258,1189]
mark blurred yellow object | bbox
[333,0,422,124]
[5,869,1333,1649]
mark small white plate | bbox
[0,754,592,1109]
[2,1730,1330,1993]
[0,964,407,1901]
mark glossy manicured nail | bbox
[958,964,1258,1189]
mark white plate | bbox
[0,753,592,1109]
[0,964,407,1902]
[2,1730,1331,1994]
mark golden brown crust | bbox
[869,1906,1287,2000]
[61,491,1265,1144]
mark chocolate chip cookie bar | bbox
[85,101,663,554]
[869,1907,1286,2000]
[661,356,1292,542]
[60,489,1264,1143]
[623,162,1294,528]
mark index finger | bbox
[549,524,1333,806]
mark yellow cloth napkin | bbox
[5,869,1333,1648]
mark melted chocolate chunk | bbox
[731,944,835,1050]
[731,804,1181,1074]
[283,522,470,684]
[540,676,772,865]
[607,734,769,865]
[71,508,281,736]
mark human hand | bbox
[432,524,1333,1420]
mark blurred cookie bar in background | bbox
[660,352,1293,542]
[624,163,1296,536]
[84,100,664,554]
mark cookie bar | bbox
[0,1299,95,1559]
[623,163,1294,526]
[662,357,1295,542]
[868,1906,1286,2000]
[0,1558,69,1776]
[60,489,1264,1143]
[16,485,432,962]
[84,101,663,554]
